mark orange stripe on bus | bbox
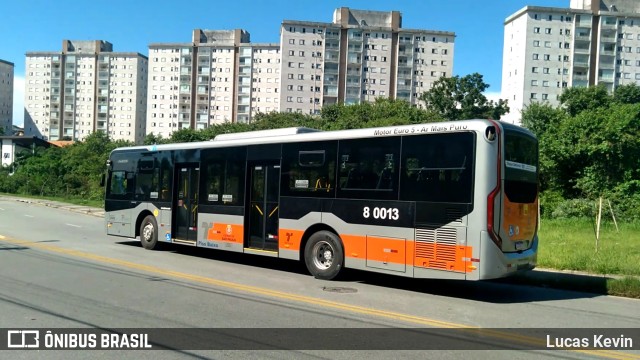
[278,229,304,251]
[279,230,474,273]
[206,223,244,243]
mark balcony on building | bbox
[324,62,339,75]
[574,28,591,41]
[600,16,617,29]
[574,40,590,54]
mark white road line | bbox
[24,215,34,218]
[0,208,5,210]
[65,223,81,228]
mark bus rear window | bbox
[505,132,537,169]
[504,131,538,203]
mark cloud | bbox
[13,76,24,127]
[483,91,503,103]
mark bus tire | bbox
[140,215,159,250]
[304,231,344,280]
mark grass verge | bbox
[537,218,640,276]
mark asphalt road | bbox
[0,198,638,360]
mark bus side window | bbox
[159,156,172,201]
[400,133,474,203]
[282,141,336,198]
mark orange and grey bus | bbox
[104,119,538,280]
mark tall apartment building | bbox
[280,7,455,115]
[147,8,454,136]
[146,30,280,138]
[502,0,640,124]
[24,40,148,143]
[0,59,14,135]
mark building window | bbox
[531,93,537,99]
[545,28,552,34]
[533,40,540,47]
[534,27,540,33]
[533,54,539,60]
[532,67,539,73]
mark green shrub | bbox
[550,198,595,219]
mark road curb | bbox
[0,195,105,218]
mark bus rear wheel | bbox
[304,231,344,280]
[140,215,159,250]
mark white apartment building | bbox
[147,30,281,138]
[24,40,148,143]
[502,0,640,124]
[0,60,13,135]
[280,7,455,115]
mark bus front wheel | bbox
[304,231,344,280]
[140,215,159,250]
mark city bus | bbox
[104,119,538,280]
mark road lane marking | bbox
[65,224,81,228]
[0,235,637,359]
[0,207,5,210]
[24,215,34,218]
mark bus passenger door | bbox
[174,164,199,243]
[246,162,280,251]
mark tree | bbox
[251,111,316,130]
[419,73,509,120]
[320,98,444,130]
[558,85,610,116]
[143,132,167,145]
[613,83,640,105]
[168,128,208,143]
[520,102,567,139]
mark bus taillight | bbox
[487,120,502,249]
[487,187,502,249]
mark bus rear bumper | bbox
[478,231,538,280]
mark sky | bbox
[1,0,569,126]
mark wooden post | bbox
[537,200,541,231]
[596,197,603,252]
[607,199,619,232]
